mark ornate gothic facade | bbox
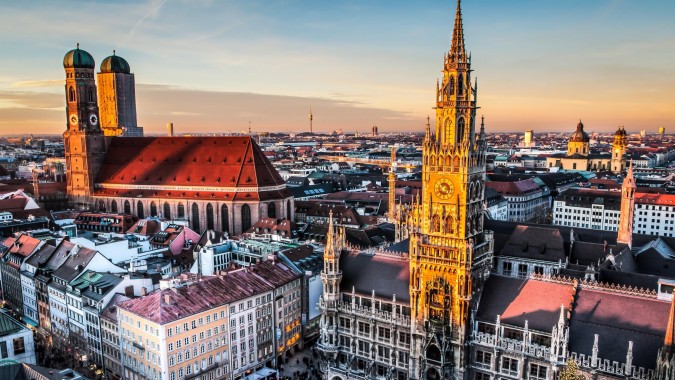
[317,3,673,380]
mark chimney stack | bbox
[167,122,174,137]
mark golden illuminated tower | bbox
[408,1,492,378]
[617,161,636,248]
[62,44,107,210]
[388,146,397,221]
[97,51,143,137]
[611,126,627,173]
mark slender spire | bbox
[625,160,635,187]
[450,0,466,62]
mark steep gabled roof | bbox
[96,136,285,188]
[569,287,669,369]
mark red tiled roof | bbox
[486,179,541,195]
[94,136,287,196]
[477,275,576,331]
[119,262,298,324]
[1,233,42,258]
[635,192,675,206]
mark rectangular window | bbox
[502,262,512,276]
[501,357,518,376]
[529,364,547,380]
[518,264,528,278]
[358,322,370,336]
[476,350,491,366]
[12,338,25,354]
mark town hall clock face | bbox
[434,178,454,199]
[69,114,78,125]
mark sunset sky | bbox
[1,0,674,135]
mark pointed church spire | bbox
[450,0,466,62]
[617,160,636,248]
[626,160,635,187]
[325,209,335,258]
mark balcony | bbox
[336,302,411,326]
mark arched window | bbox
[458,74,464,95]
[178,203,185,218]
[268,203,276,219]
[68,86,75,102]
[111,200,118,213]
[287,200,292,220]
[432,214,441,233]
[221,204,229,233]
[88,87,94,102]
[137,201,144,219]
[445,216,454,234]
[98,200,105,212]
[164,202,171,219]
[444,118,452,142]
[448,76,455,97]
[192,203,200,232]
[124,200,131,214]
[241,204,251,232]
[150,201,158,217]
[206,203,214,230]
[457,117,465,142]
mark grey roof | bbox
[498,225,566,262]
[340,251,409,302]
[568,287,669,370]
[24,243,56,268]
[51,246,97,282]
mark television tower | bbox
[309,108,313,134]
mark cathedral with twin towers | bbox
[62,45,293,236]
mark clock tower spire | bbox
[63,44,106,210]
[409,1,492,378]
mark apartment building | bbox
[553,188,675,237]
[117,260,301,380]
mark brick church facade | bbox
[62,47,292,235]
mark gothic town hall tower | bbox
[408,1,492,378]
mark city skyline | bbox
[1,0,674,135]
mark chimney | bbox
[164,293,172,305]
[167,122,174,137]
[141,287,148,296]
[124,285,134,297]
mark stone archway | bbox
[330,376,344,380]
[426,367,440,380]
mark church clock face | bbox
[434,178,454,199]
[89,114,98,126]
[69,114,78,125]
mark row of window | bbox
[474,351,547,380]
